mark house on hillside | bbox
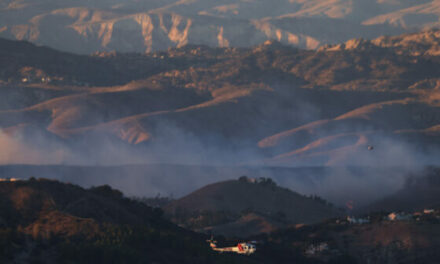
[238,176,257,183]
[424,209,435,214]
[0,178,21,182]
[387,212,412,221]
[305,242,329,256]
[347,216,369,224]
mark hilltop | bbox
[0,164,414,209]
[164,177,340,237]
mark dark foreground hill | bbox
[0,178,257,264]
[249,213,440,264]
[1,178,439,264]
[164,177,341,237]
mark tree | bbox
[238,176,249,183]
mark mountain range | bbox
[1,30,440,167]
[2,0,440,53]
[2,2,440,263]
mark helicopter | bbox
[207,237,256,255]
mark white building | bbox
[347,216,370,224]
[388,212,412,221]
[306,242,329,256]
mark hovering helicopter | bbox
[207,237,256,255]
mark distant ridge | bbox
[2,0,439,53]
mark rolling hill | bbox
[1,31,440,167]
[164,177,341,237]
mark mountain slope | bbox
[1,32,440,166]
[258,97,440,166]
